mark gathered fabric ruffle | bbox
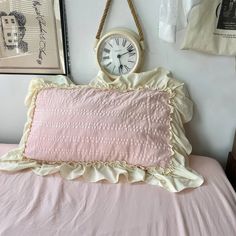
[0,68,204,192]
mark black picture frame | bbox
[0,0,70,75]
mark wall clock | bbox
[96,28,143,79]
[94,0,144,79]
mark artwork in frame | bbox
[0,0,68,75]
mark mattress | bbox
[0,144,235,236]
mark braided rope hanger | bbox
[95,0,144,48]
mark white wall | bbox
[0,0,236,165]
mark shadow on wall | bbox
[184,102,226,167]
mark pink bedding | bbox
[25,87,172,166]
[0,144,236,236]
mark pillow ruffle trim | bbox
[0,69,204,192]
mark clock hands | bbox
[117,48,135,75]
[118,65,123,75]
[117,56,123,75]
[117,49,134,58]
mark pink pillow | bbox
[0,68,204,192]
[25,87,172,168]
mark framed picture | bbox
[0,0,69,75]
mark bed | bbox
[0,143,235,236]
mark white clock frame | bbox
[95,28,144,79]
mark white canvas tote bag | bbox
[182,0,236,55]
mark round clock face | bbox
[97,34,139,77]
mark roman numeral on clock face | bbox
[103,48,110,54]
[122,39,127,47]
[103,56,110,60]
[124,65,131,72]
[105,62,111,67]
[127,44,134,52]
[115,38,119,45]
[108,42,113,48]
[129,51,136,57]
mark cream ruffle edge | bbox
[0,68,204,192]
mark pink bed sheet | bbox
[0,144,236,236]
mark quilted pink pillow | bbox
[0,68,204,192]
[24,87,172,168]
